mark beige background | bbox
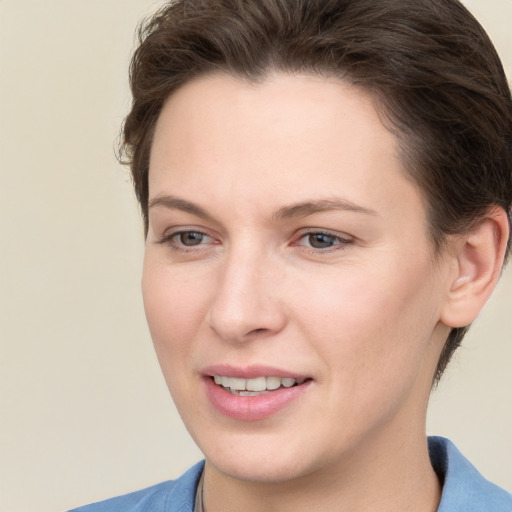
[0,1,510,511]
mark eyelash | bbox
[293,230,353,253]
[157,229,353,254]
[157,229,216,252]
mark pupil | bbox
[309,233,335,249]
[180,232,203,246]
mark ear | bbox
[440,207,510,328]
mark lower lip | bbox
[204,377,311,421]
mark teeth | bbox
[229,377,246,391]
[282,377,296,388]
[246,377,267,392]
[266,376,281,390]
[239,390,268,396]
[212,375,305,393]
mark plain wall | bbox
[0,1,510,511]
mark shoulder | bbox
[429,436,512,512]
[67,461,205,512]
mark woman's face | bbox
[143,73,452,482]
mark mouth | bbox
[212,375,308,396]
[202,365,313,420]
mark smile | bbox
[213,375,306,396]
[204,371,312,421]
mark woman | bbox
[71,0,512,510]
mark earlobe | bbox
[440,208,510,328]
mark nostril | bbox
[207,290,287,342]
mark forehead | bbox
[149,72,423,226]
[152,72,393,154]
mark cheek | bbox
[292,267,441,433]
[290,260,441,377]
[141,258,211,358]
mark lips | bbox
[202,365,312,421]
[213,375,306,395]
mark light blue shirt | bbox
[69,437,512,511]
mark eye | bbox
[158,229,216,251]
[175,231,209,246]
[303,233,339,249]
[295,231,352,251]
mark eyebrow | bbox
[272,198,378,220]
[148,195,378,221]
[148,195,215,222]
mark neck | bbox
[203,430,441,512]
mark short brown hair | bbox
[121,0,512,382]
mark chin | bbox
[207,454,312,484]
[197,429,337,485]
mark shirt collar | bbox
[429,436,512,511]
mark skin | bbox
[142,73,507,512]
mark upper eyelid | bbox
[294,227,353,240]
[169,229,210,238]
[161,225,215,238]
[155,228,213,246]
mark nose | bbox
[207,249,287,343]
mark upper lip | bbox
[202,364,309,380]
